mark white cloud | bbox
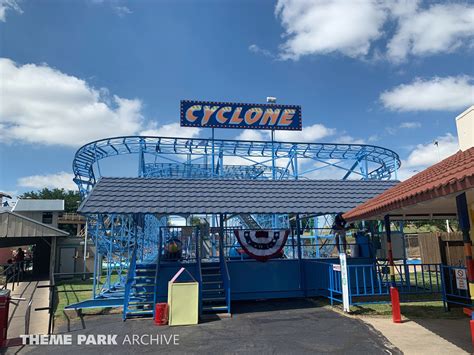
[235,123,337,143]
[113,5,132,17]
[273,1,474,62]
[276,124,336,142]
[397,133,459,180]
[0,58,144,147]
[248,44,274,58]
[140,123,201,138]
[335,135,365,145]
[17,172,76,190]
[380,76,474,112]
[275,0,387,60]
[0,0,22,22]
[387,3,474,62]
[399,121,421,129]
[235,130,268,141]
[0,58,196,147]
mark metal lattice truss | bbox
[73,136,400,197]
[74,135,400,299]
[88,213,163,296]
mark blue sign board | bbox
[180,100,302,131]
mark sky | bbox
[0,0,473,197]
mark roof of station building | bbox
[78,177,398,215]
[0,211,69,238]
[13,199,65,212]
[344,147,474,221]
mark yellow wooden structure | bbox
[167,267,199,326]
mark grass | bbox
[54,273,123,320]
[312,297,466,320]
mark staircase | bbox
[201,262,229,314]
[123,262,157,319]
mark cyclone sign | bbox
[233,229,290,261]
[180,100,302,131]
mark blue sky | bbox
[0,0,473,196]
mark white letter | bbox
[140,334,149,345]
[109,334,117,345]
[149,334,160,345]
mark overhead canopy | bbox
[13,199,64,212]
[344,147,474,221]
[78,177,398,215]
[0,212,69,238]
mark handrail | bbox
[123,244,137,321]
[25,299,33,335]
[195,227,203,316]
[152,228,164,317]
[219,241,231,314]
[73,135,400,197]
[2,261,28,291]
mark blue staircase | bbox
[123,245,159,319]
[125,262,156,317]
[201,262,228,314]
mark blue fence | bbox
[441,265,471,309]
[322,261,444,306]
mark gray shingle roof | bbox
[14,199,64,212]
[78,177,398,215]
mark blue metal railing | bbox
[122,245,137,320]
[321,261,443,306]
[196,228,203,316]
[219,234,231,314]
[152,229,164,318]
[441,265,471,309]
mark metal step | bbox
[202,280,223,285]
[125,310,154,317]
[202,297,226,302]
[202,273,222,277]
[202,305,228,312]
[202,288,224,293]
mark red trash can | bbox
[154,303,169,325]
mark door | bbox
[59,247,76,274]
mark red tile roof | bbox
[344,147,474,221]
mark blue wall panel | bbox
[227,259,303,300]
[154,257,375,302]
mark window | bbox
[42,212,53,224]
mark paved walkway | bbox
[18,299,399,354]
[7,280,50,339]
[362,316,470,354]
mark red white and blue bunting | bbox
[233,229,290,261]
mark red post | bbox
[384,215,401,323]
[0,289,11,347]
[390,286,402,323]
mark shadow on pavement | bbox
[232,298,320,314]
[412,317,471,353]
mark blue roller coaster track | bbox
[73,135,400,197]
[71,135,400,310]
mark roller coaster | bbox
[71,135,401,312]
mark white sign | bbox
[454,268,468,290]
[332,264,341,272]
[339,253,350,312]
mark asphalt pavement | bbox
[13,299,400,354]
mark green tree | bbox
[19,188,81,213]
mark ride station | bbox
[64,99,432,322]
